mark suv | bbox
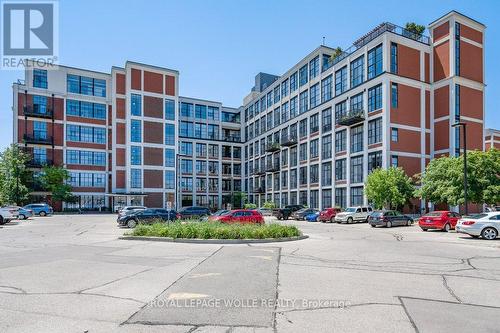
[23,203,53,216]
[318,207,342,223]
[0,207,19,224]
[274,205,305,220]
[335,206,373,224]
[117,206,147,216]
[177,206,211,219]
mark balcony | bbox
[222,135,241,143]
[266,142,280,152]
[26,159,53,168]
[281,135,298,147]
[23,134,53,145]
[254,166,266,176]
[253,186,265,194]
[23,105,53,119]
[336,109,365,126]
[266,162,280,173]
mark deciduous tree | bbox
[365,167,415,209]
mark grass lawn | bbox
[127,221,301,239]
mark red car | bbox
[211,209,264,225]
[419,211,461,232]
[318,207,342,223]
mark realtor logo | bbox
[1,0,58,69]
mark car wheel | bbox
[19,214,25,220]
[0,216,4,225]
[407,219,412,226]
[347,217,353,224]
[330,217,335,223]
[421,228,428,232]
[39,211,46,216]
[481,227,498,240]
[127,219,137,228]
[370,224,375,228]
[386,221,392,228]
[443,223,451,232]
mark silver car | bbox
[456,212,500,240]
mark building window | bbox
[165,124,175,145]
[391,128,399,142]
[391,155,398,167]
[310,56,319,79]
[350,92,363,111]
[299,167,308,185]
[335,130,346,153]
[322,162,332,186]
[321,75,332,103]
[322,135,332,159]
[299,119,308,138]
[310,113,319,133]
[195,104,207,119]
[299,143,308,161]
[299,190,308,206]
[335,66,347,96]
[131,169,142,188]
[66,100,106,119]
[165,99,175,120]
[290,96,298,118]
[334,101,347,124]
[281,78,289,97]
[335,159,346,180]
[368,44,383,79]
[350,187,364,206]
[66,124,105,144]
[180,142,193,156]
[322,108,332,132]
[335,188,347,208]
[281,102,289,123]
[267,91,273,108]
[310,83,319,108]
[368,151,382,172]
[391,83,398,108]
[290,72,298,92]
[290,147,298,167]
[299,64,308,86]
[165,171,175,189]
[180,102,193,117]
[368,118,382,144]
[310,190,319,209]
[274,107,280,127]
[33,69,48,89]
[299,90,308,114]
[455,84,461,122]
[130,120,141,142]
[273,86,280,103]
[180,159,193,173]
[350,55,364,88]
[350,125,364,153]
[455,22,460,76]
[310,139,319,158]
[67,75,106,97]
[391,42,398,74]
[207,106,219,121]
[350,156,363,183]
[33,95,47,114]
[368,84,382,112]
[131,146,141,165]
[131,94,142,116]
[322,189,332,209]
[165,149,175,167]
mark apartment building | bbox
[242,10,485,211]
[12,10,486,211]
[485,128,500,150]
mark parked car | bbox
[257,208,273,216]
[0,206,19,225]
[210,209,264,224]
[318,207,342,223]
[305,212,320,222]
[204,209,230,221]
[456,212,500,240]
[7,206,33,220]
[177,206,211,219]
[22,203,53,216]
[369,210,413,228]
[274,205,305,220]
[419,211,461,232]
[335,206,373,224]
[291,208,319,220]
[117,208,177,228]
[117,206,147,216]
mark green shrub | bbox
[126,221,300,239]
[244,203,257,209]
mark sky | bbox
[1,0,498,151]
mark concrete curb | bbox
[119,234,309,244]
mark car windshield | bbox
[425,212,443,217]
[344,207,356,213]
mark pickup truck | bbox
[0,206,19,225]
[273,205,305,220]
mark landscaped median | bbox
[120,221,308,244]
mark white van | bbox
[335,206,373,224]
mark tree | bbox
[244,203,257,209]
[405,22,426,36]
[418,149,500,206]
[0,144,32,205]
[365,167,415,209]
[262,201,276,209]
[230,191,247,209]
[331,47,343,60]
[39,166,75,203]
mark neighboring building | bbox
[12,10,487,211]
[485,128,500,150]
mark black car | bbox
[368,210,413,228]
[274,205,305,220]
[177,206,211,219]
[117,208,177,228]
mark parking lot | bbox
[0,214,499,333]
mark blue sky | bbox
[1,0,498,151]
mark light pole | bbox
[452,122,467,215]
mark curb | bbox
[118,234,309,244]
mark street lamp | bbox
[452,122,468,215]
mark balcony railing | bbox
[23,134,53,145]
[266,142,281,152]
[253,186,265,193]
[280,134,298,147]
[26,159,53,168]
[23,105,53,119]
[222,135,241,143]
[266,162,280,173]
[336,109,365,126]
